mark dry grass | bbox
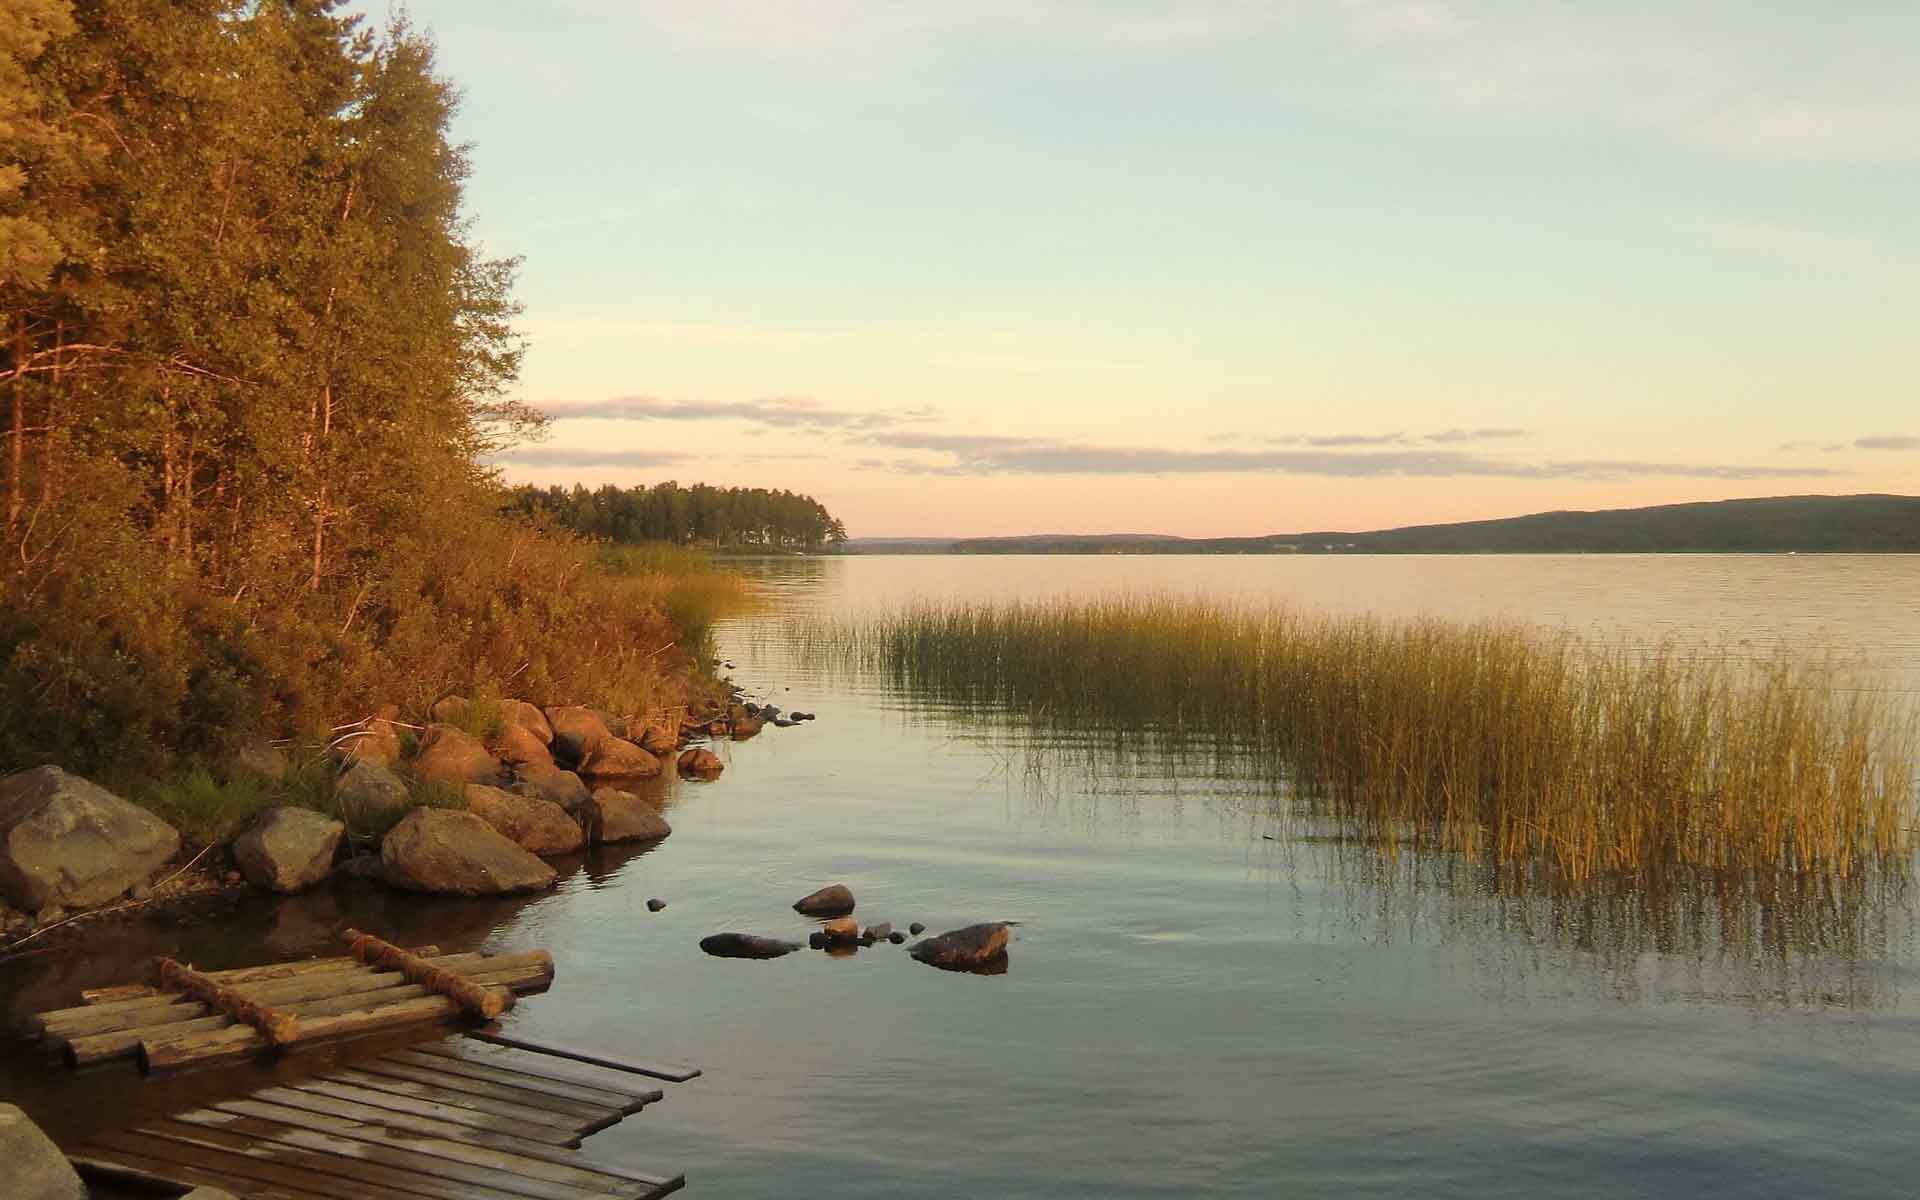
[819,597,1919,886]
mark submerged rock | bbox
[700,932,801,960]
[0,1103,86,1200]
[910,923,1011,973]
[638,724,678,757]
[677,748,724,778]
[909,922,926,936]
[0,767,181,912]
[888,931,907,945]
[864,922,893,941]
[233,807,344,893]
[793,883,856,918]
[380,809,557,896]
[647,898,667,912]
[822,916,861,945]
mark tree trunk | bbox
[40,320,62,509]
[6,314,24,533]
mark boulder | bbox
[577,737,662,783]
[864,922,893,941]
[910,923,1011,972]
[0,767,180,912]
[232,807,344,893]
[584,788,672,844]
[463,784,584,856]
[512,764,592,814]
[412,724,502,786]
[732,716,764,740]
[500,700,554,746]
[380,809,557,896]
[793,883,855,918]
[647,898,667,912]
[909,922,926,935]
[336,718,403,767]
[822,916,860,945]
[677,748,723,778]
[332,759,412,830]
[545,705,611,765]
[492,722,555,770]
[888,931,907,945]
[699,932,801,960]
[0,1103,86,1200]
[429,695,470,725]
[233,740,288,781]
[637,724,677,756]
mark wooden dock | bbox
[26,933,701,1197]
[66,1034,693,1199]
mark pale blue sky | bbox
[371,1,1918,535]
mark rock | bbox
[429,695,470,725]
[511,763,593,816]
[333,759,412,830]
[128,882,152,901]
[909,922,926,935]
[699,932,801,959]
[792,883,855,918]
[380,809,558,896]
[492,722,555,770]
[0,767,181,912]
[339,853,383,879]
[732,717,764,740]
[412,724,503,786]
[638,724,678,756]
[808,931,825,950]
[759,705,782,719]
[545,705,611,765]
[888,931,907,944]
[647,898,667,912]
[232,807,344,893]
[500,700,554,746]
[584,788,672,844]
[864,922,893,941]
[910,923,1011,971]
[772,717,798,728]
[822,915,860,944]
[336,718,403,767]
[463,784,584,856]
[677,748,723,778]
[594,709,631,740]
[0,1103,86,1200]
[576,737,662,783]
[234,740,289,780]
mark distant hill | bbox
[847,495,1920,555]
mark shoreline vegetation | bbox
[815,597,1919,888]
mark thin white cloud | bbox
[539,395,938,431]
[1856,435,1919,451]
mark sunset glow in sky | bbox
[382,2,1918,536]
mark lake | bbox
[5,554,1920,1198]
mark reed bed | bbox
[819,597,1918,885]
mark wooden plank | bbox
[393,1047,662,1109]
[137,1116,526,1200]
[324,1067,605,1134]
[206,1098,658,1193]
[151,1113,618,1200]
[337,1059,622,1128]
[76,945,446,1002]
[71,1144,337,1200]
[269,1079,583,1147]
[89,1128,401,1200]
[468,1032,701,1082]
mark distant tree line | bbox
[505,483,848,552]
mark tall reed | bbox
[821,598,1918,885]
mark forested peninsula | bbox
[0,2,736,785]
[505,483,847,553]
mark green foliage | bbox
[506,482,847,552]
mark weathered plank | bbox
[346,1058,635,1121]
[269,1078,584,1146]
[395,1047,663,1109]
[469,1032,702,1082]
[71,1144,338,1200]
[88,1128,400,1200]
[137,1116,525,1200]
[324,1067,604,1133]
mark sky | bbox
[370,1,1917,537]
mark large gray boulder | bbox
[380,808,558,896]
[512,763,592,814]
[464,784,584,856]
[0,1103,86,1200]
[0,767,180,913]
[412,724,502,786]
[584,788,672,844]
[576,736,662,783]
[491,722,554,770]
[544,705,611,765]
[232,807,344,893]
[500,700,554,746]
[333,759,412,830]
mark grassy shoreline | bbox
[817,597,1919,886]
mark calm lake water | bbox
[6,554,1920,1198]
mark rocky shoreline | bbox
[0,689,783,950]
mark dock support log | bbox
[344,929,527,1020]
[155,958,298,1046]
